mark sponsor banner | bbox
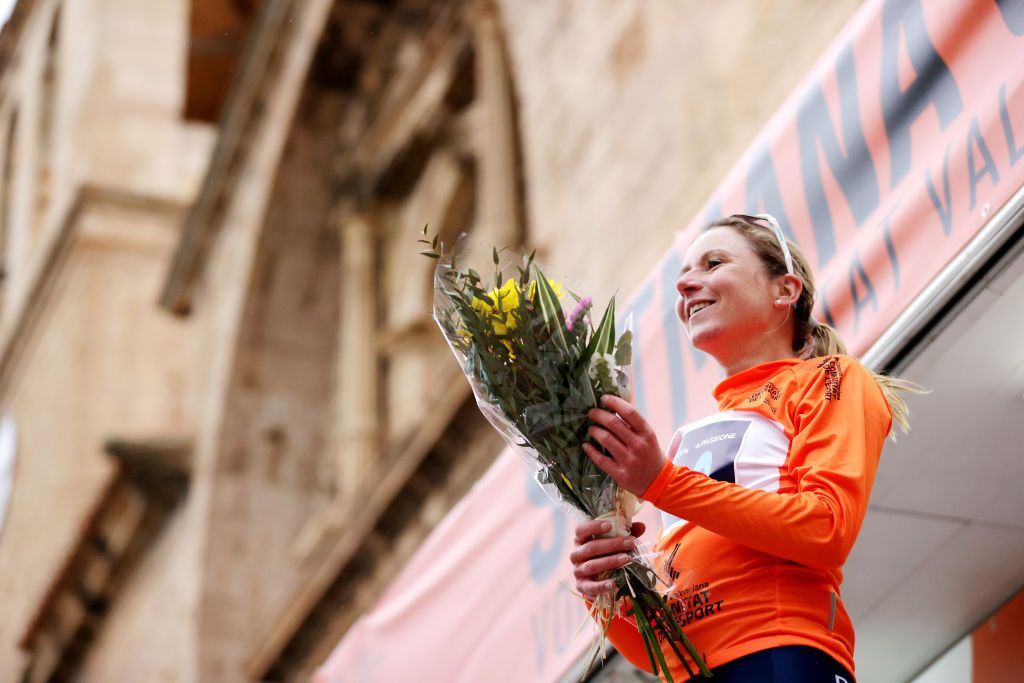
[317,1,1024,680]
[313,450,651,683]
[631,0,1024,438]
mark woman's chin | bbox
[686,324,719,351]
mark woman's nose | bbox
[676,272,702,296]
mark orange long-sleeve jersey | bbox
[605,355,892,680]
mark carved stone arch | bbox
[334,0,530,478]
[244,0,535,678]
[195,79,346,678]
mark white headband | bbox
[755,213,794,276]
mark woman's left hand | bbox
[583,395,666,497]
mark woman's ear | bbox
[774,274,803,307]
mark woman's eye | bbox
[706,258,722,270]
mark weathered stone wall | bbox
[0,0,211,680]
[179,3,339,680]
[0,199,198,680]
[498,0,862,294]
[196,101,342,682]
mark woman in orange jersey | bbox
[570,214,917,682]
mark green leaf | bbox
[593,297,617,355]
[420,251,441,259]
[638,588,711,677]
[421,223,428,235]
[493,247,500,265]
[630,600,664,679]
[614,329,633,366]
[532,266,569,353]
[640,593,696,679]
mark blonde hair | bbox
[708,215,925,436]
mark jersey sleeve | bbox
[640,356,892,569]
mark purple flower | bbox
[566,296,592,331]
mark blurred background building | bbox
[0,1,1021,682]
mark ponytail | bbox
[870,374,923,438]
[801,318,847,360]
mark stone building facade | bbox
[0,0,861,681]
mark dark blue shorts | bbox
[686,645,855,682]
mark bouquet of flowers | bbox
[422,230,710,681]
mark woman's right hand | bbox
[570,519,646,599]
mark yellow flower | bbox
[469,277,565,339]
[472,278,521,335]
[528,279,565,302]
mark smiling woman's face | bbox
[675,227,781,358]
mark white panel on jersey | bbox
[661,410,790,535]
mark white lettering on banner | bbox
[836,676,849,683]
[692,433,737,449]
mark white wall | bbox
[909,637,973,683]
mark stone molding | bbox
[17,436,191,683]
[0,183,186,398]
